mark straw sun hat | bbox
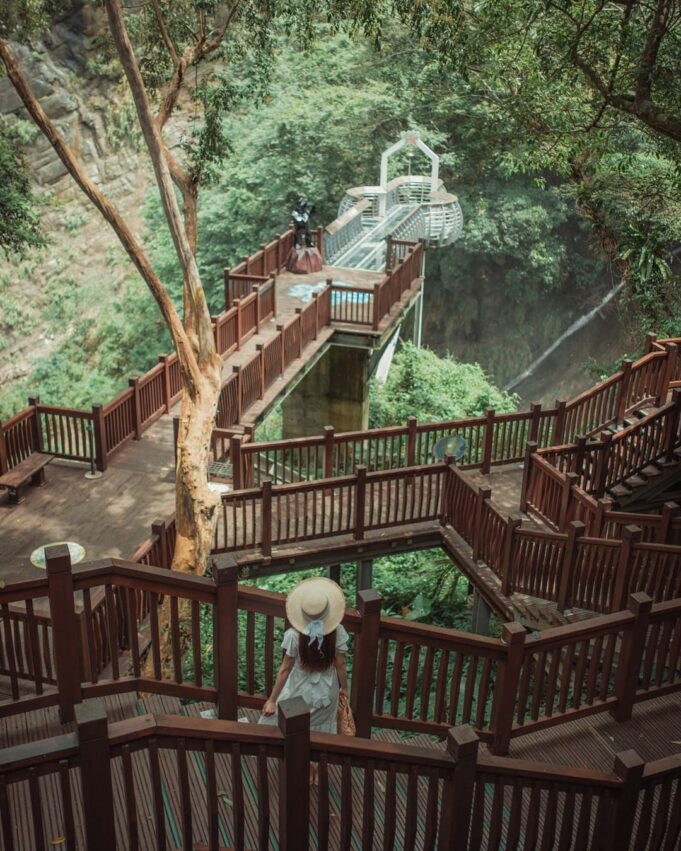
[286,577,346,636]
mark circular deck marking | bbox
[30,541,85,569]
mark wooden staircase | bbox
[609,447,681,510]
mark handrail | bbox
[2,543,680,760]
[5,698,675,850]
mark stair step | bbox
[640,464,663,479]
[610,483,632,498]
[625,475,648,489]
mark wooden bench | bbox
[0,453,54,504]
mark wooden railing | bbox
[212,463,445,555]
[2,562,680,848]
[230,406,563,488]
[522,391,681,529]
[0,282,277,475]
[5,695,676,850]
[3,545,680,759]
[224,228,296,307]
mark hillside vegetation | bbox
[1,14,680,419]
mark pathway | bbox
[0,265,394,581]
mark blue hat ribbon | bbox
[303,618,324,650]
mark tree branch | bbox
[154,1,241,132]
[635,0,671,106]
[104,0,218,367]
[149,0,180,67]
[0,36,202,392]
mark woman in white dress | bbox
[259,577,349,737]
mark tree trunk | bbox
[174,372,222,573]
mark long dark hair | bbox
[298,629,336,672]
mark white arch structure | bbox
[378,131,439,216]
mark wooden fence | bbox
[0,282,276,475]
[125,432,681,619]
[0,236,425,478]
[2,546,680,757]
[224,228,296,307]
[3,695,677,850]
[521,392,681,530]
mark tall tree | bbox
[0,1,423,584]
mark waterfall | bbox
[504,282,625,392]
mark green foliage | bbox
[0,126,44,256]
[369,342,518,428]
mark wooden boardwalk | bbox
[2,689,680,850]
[0,266,388,583]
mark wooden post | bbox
[261,479,272,557]
[92,404,108,472]
[231,434,243,490]
[159,354,173,412]
[528,402,542,444]
[472,487,492,562]
[278,697,310,851]
[616,359,633,424]
[658,343,678,404]
[372,282,381,330]
[594,431,614,498]
[276,324,285,374]
[296,310,303,358]
[128,377,142,439]
[438,726,479,848]
[312,292,319,339]
[519,441,537,513]
[350,589,381,737]
[215,558,239,720]
[151,518,170,569]
[557,521,584,612]
[27,396,42,452]
[573,435,587,475]
[76,701,116,851]
[554,400,566,443]
[481,408,495,474]
[385,235,393,273]
[271,272,277,318]
[609,750,646,851]
[406,416,417,467]
[593,497,612,538]
[664,388,681,463]
[224,270,231,309]
[256,344,266,399]
[559,471,579,530]
[233,365,242,423]
[253,284,261,332]
[643,332,657,354]
[500,516,521,596]
[658,501,680,543]
[611,592,652,722]
[0,423,7,475]
[323,426,335,478]
[46,544,82,722]
[490,622,527,755]
[611,525,642,612]
[234,298,242,349]
[354,465,367,540]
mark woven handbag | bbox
[337,692,356,736]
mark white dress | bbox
[258,625,349,733]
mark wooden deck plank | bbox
[2,688,681,850]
